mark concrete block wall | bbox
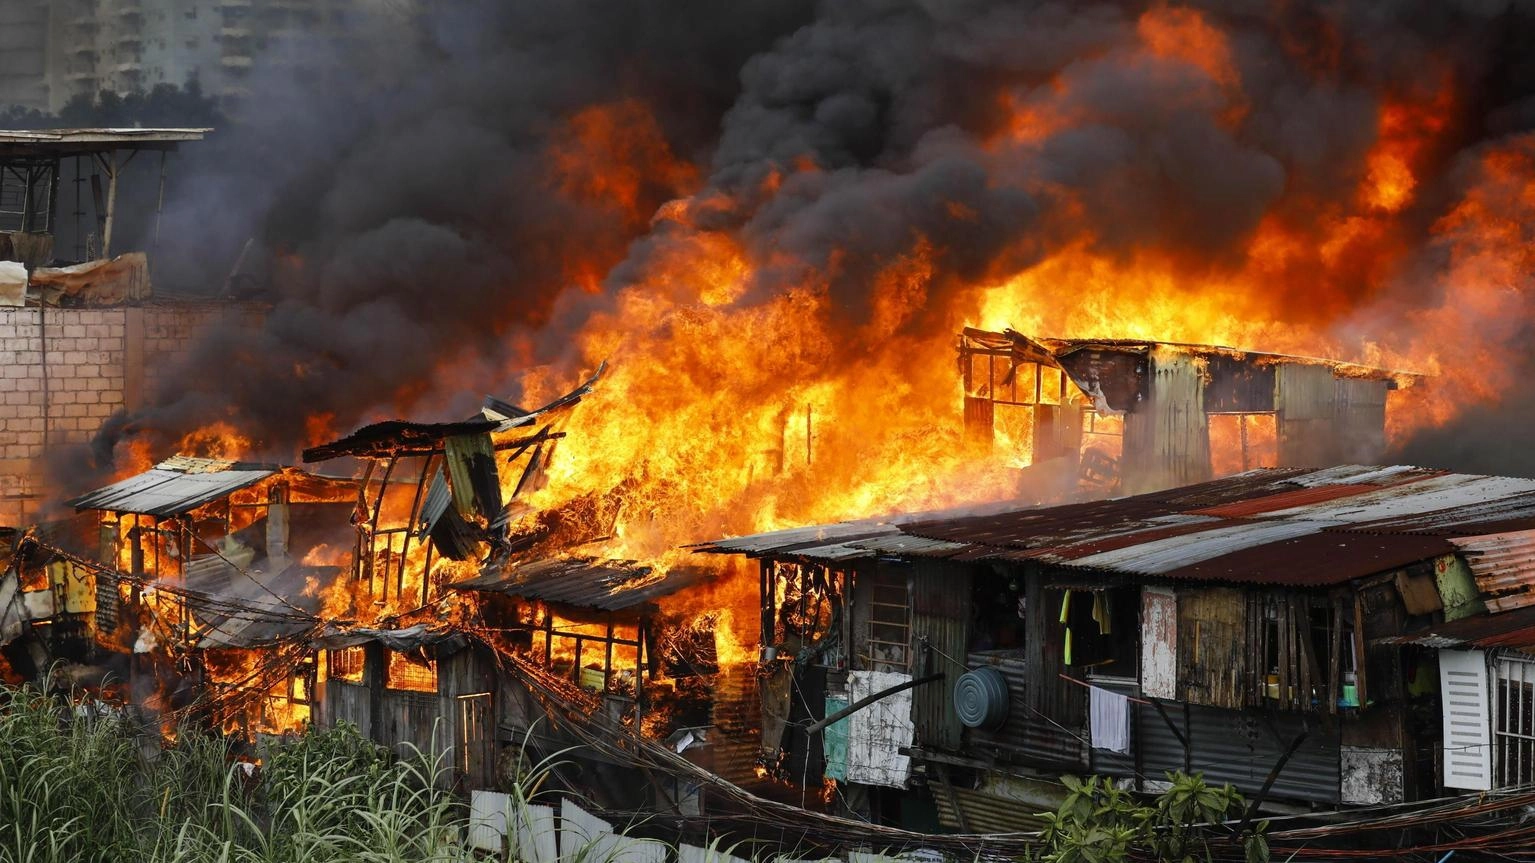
[0,301,266,525]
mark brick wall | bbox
[0,301,266,525]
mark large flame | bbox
[77,6,1535,742]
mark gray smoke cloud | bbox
[58,0,1535,493]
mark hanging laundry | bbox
[1091,592,1112,636]
[1090,685,1130,753]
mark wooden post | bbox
[151,150,167,261]
[1353,595,1369,706]
[364,642,386,744]
[101,151,117,258]
[604,616,614,680]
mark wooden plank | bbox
[1140,586,1177,700]
[1329,598,1343,715]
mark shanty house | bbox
[699,465,1535,829]
[301,368,759,803]
[959,329,1412,495]
[49,455,356,733]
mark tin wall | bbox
[1090,678,1341,804]
[910,561,971,752]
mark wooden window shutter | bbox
[1440,649,1493,791]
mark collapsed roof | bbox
[301,363,603,462]
[452,555,712,614]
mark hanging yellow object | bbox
[1092,592,1111,635]
[1063,627,1074,665]
[1059,590,1072,624]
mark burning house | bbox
[1,455,357,733]
[960,329,1414,495]
[697,464,1535,832]
[286,365,764,800]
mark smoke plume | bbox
[59,0,1535,515]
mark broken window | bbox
[508,602,647,697]
[1079,410,1123,492]
[1207,413,1278,476]
[960,344,1085,468]
[763,560,846,667]
[386,651,437,693]
[329,646,365,682]
[456,692,494,789]
[1254,593,1355,711]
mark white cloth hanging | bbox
[1089,685,1131,754]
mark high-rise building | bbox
[0,1,52,112]
[0,1,418,116]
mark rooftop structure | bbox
[0,126,209,269]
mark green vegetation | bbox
[1033,773,1270,863]
[0,680,475,863]
[0,678,1268,863]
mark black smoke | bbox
[60,0,1535,495]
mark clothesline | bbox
[1058,671,1154,705]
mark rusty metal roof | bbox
[699,466,1535,589]
[66,456,279,517]
[451,555,710,612]
[1380,604,1535,650]
[1450,529,1535,613]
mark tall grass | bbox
[0,679,480,863]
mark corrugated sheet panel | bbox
[933,785,1049,835]
[1451,529,1535,613]
[1120,346,1211,495]
[692,522,899,560]
[1089,679,1341,804]
[68,460,276,516]
[709,663,762,787]
[854,535,971,557]
[701,465,1535,590]
[179,563,326,649]
[1269,475,1535,524]
[1383,603,1535,649]
[305,365,603,463]
[1276,363,1337,468]
[910,563,970,751]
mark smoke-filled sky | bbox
[77,0,1535,498]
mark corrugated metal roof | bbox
[700,466,1535,589]
[691,522,901,561]
[451,555,709,611]
[1379,604,1535,649]
[1450,529,1535,613]
[67,457,278,517]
